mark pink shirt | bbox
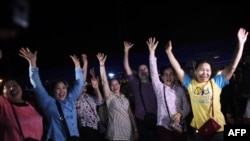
[0,96,43,141]
[149,56,190,130]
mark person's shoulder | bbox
[0,96,4,101]
[174,84,185,92]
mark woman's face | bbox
[161,68,176,87]
[53,81,68,100]
[3,80,23,102]
[195,62,212,83]
[110,79,120,94]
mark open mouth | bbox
[9,90,18,97]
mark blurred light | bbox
[213,55,220,59]
[0,0,30,40]
[217,70,222,75]
[0,78,3,86]
[108,72,115,79]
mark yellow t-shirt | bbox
[183,74,229,132]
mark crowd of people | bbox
[0,27,249,141]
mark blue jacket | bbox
[29,67,84,141]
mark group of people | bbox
[0,27,249,141]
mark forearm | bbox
[230,43,244,71]
[94,87,103,100]
[223,43,244,80]
[124,51,132,75]
[149,50,155,56]
[30,60,37,67]
[83,61,88,82]
[166,50,185,83]
[99,65,110,98]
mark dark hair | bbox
[159,65,175,76]
[0,78,24,95]
[0,79,35,102]
[48,79,70,96]
[194,59,213,70]
[109,78,121,86]
[194,59,216,77]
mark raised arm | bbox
[165,41,185,84]
[222,28,248,80]
[96,53,111,98]
[81,54,88,82]
[91,77,103,101]
[64,54,84,101]
[19,47,52,108]
[123,41,134,75]
[90,67,97,78]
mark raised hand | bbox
[146,37,159,52]
[70,54,80,68]
[164,40,173,54]
[238,28,248,45]
[19,47,37,67]
[124,41,134,53]
[96,53,107,65]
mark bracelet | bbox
[100,65,104,67]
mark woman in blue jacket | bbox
[19,47,84,141]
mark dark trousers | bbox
[79,126,106,141]
[136,117,159,141]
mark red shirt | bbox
[0,96,43,141]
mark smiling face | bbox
[161,67,176,87]
[53,81,68,100]
[2,80,23,102]
[109,79,121,94]
[195,62,212,83]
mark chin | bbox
[58,97,66,100]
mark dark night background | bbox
[1,0,250,86]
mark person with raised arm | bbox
[0,79,43,141]
[123,41,158,141]
[76,54,105,141]
[147,37,191,141]
[165,28,248,141]
[19,47,84,141]
[97,53,138,141]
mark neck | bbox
[9,98,25,104]
[114,92,121,96]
